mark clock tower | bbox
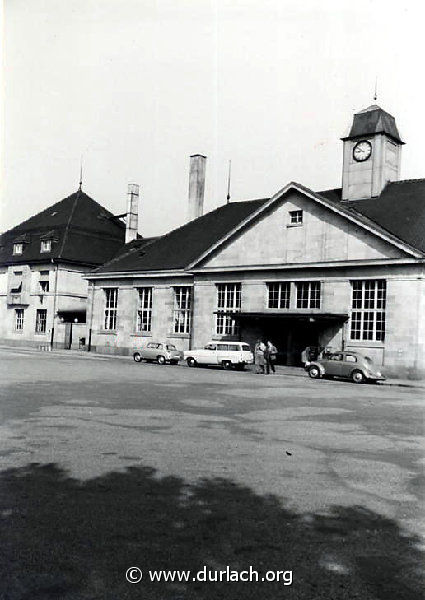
[341,105,404,201]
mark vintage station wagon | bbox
[183,342,254,370]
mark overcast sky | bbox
[2,0,425,237]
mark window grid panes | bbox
[296,281,321,309]
[137,287,152,332]
[216,283,241,336]
[40,240,51,253]
[290,210,303,224]
[268,282,290,309]
[350,280,386,341]
[35,309,47,333]
[15,309,24,331]
[174,287,192,334]
[104,288,118,330]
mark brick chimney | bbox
[188,154,207,222]
[125,183,139,243]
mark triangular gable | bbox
[189,182,421,270]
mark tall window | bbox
[350,280,386,341]
[268,282,290,309]
[174,287,192,334]
[296,281,321,309]
[137,287,152,332]
[35,309,47,333]
[15,309,24,331]
[216,283,241,336]
[104,288,118,330]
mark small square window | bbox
[40,240,52,253]
[13,243,23,255]
[289,210,303,225]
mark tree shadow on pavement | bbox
[0,462,423,600]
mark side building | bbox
[0,189,128,349]
[86,106,425,378]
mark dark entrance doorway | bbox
[237,312,348,366]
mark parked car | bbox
[133,342,182,365]
[306,350,385,384]
[184,342,254,370]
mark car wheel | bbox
[308,365,321,379]
[133,352,142,363]
[186,357,197,368]
[157,355,166,365]
[351,369,365,384]
[222,361,233,370]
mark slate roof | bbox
[93,199,268,273]
[92,178,425,275]
[0,190,126,267]
[342,104,404,144]
[319,179,425,253]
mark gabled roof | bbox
[0,190,126,267]
[342,104,404,144]
[319,179,425,253]
[92,199,268,274]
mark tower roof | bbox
[342,104,404,144]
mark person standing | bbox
[254,339,266,374]
[265,340,277,374]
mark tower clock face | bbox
[353,140,372,162]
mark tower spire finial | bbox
[226,159,232,203]
[79,155,83,191]
[373,76,378,102]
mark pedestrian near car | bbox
[266,340,277,374]
[254,340,266,374]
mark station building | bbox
[0,189,126,349]
[89,106,425,377]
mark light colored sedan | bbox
[133,342,182,365]
[183,341,254,370]
[306,350,385,384]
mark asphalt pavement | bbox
[0,347,424,599]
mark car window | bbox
[147,342,156,348]
[329,353,343,361]
[204,344,216,351]
[157,344,163,350]
[344,354,357,363]
[166,344,176,350]
[227,344,239,351]
[217,344,229,351]
[241,344,251,352]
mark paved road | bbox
[0,348,424,599]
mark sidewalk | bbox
[2,343,425,389]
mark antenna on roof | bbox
[226,160,232,204]
[373,76,378,102]
[78,155,83,191]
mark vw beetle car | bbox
[183,342,254,370]
[133,342,182,365]
[306,350,385,384]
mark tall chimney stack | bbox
[188,154,207,222]
[125,183,139,244]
